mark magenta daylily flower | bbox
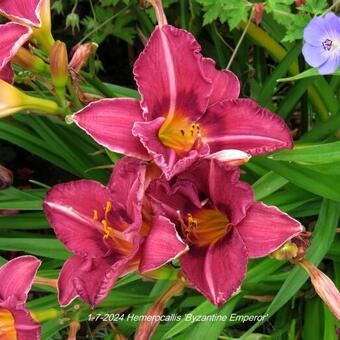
[43,157,146,307]
[140,159,303,306]
[0,256,41,339]
[72,24,293,179]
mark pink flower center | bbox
[0,308,17,339]
[178,208,230,247]
[93,201,133,255]
[158,111,202,156]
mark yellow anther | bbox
[101,219,112,239]
[105,201,112,214]
[93,209,98,221]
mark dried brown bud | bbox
[0,165,13,189]
[298,259,340,320]
[67,321,81,340]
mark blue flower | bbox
[302,12,340,75]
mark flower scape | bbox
[0,0,339,339]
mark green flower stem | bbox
[67,80,82,111]
[22,94,63,115]
[32,28,55,54]
[239,21,329,121]
[81,71,117,98]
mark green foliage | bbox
[2,0,340,339]
[196,0,251,29]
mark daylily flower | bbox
[141,159,303,306]
[0,255,41,339]
[72,15,292,179]
[43,157,147,307]
[0,0,54,53]
[302,12,340,75]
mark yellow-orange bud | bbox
[13,48,49,74]
[49,41,68,99]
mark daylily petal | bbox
[57,256,80,306]
[73,98,150,160]
[180,229,248,306]
[10,306,40,340]
[0,256,41,302]
[0,0,42,27]
[0,63,14,84]
[58,255,131,307]
[179,160,253,225]
[237,202,303,258]
[43,180,111,258]
[203,58,240,107]
[134,25,212,121]
[139,215,188,273]
[200,99,293,156]
[0,23,32,71]
[147,177,202,221]
[133,118,209,179]
[108,157,146,222]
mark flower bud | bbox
[0,79,61,118]
[298,259,340,320]
[49,41,68,100]
[66,13,80,34]
[0,165,13,189]
[69,43,98,73]
[206,149,251,166]
[270,241,299,261]
[13,48,49,74]
[135,275,185,340]
[67,321,81,340]
[51,0,63,15]
[253,3,264,25]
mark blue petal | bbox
[302,43,329,67]
[318,53,340,75]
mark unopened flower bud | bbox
[49,41,68,100]
[270,241,299,261]
[253,3,264,25]
[13,48,49,74]
[298,259,340,320]
[69,43,98,73]
[66,13,80,34]
[295,0,305,7]
[51,0,64,15]
[206,149,251,165]
[67,321,81,340]
[135,275,185,340]
[0,79,61,118]
[0,165,13,189]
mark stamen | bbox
[93,209,98,221]
[322,38,333,51]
